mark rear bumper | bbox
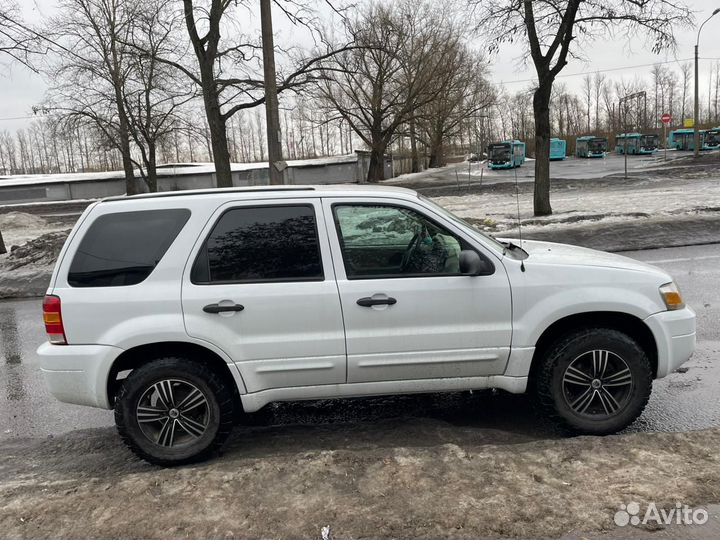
[644,306,696,378]
[37,342,123,409]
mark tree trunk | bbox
[119,124,138,195]
[202,84,232,187]
[428,135,444,168]
[367,143,387,182]
[533,83,553,216]
[409,119,419,173]
[147,142,158,193]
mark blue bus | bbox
[667,128,697,151]
[705,127,720,149]
[488,140,526,169]
[550,138,567,160]
[667,128,720,151]
[615,133,659,155]
[576,136,607,158]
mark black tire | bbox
[532,328,652,435]
[114,357,235,466]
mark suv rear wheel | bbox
[533,328,652,434]
[114,357,235,466]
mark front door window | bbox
[333,204,468,279]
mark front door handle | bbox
[357,296,397,307]
[203,303,245,314]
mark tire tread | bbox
[114,357,235,466]
[532,328,652,435]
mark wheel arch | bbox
[528,311,658,385]
[107,341,243,410]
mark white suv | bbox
[38,185,696,465]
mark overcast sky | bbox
[1,0,719,134]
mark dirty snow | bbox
[431,174,720,236]
[0,422,718,539]
[0,227,70,298]
[0,212,70,249]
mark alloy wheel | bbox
[561,350,634,418]
[136,379,210,447]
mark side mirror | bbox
[459,250,490,276]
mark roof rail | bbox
[102,186,315,202]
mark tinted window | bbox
[68,209,190,287]
[192,205,323,284]
[333,204,466,279]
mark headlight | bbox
[659,282,685,311]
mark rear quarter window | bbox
[68,208,190,287]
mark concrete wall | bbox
[0,153,384,204]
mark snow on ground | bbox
[389,162,460,183]
[431,174,720,235]
[0,228,70,298]
[0,212,68,247]
[1,423,719,539]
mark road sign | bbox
[684,118,694,128]
[661,113,672,124]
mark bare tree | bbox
[123,0,196,191]
[582,73,592,133]
[679,62,691,123]
[48,0,142,194]
[472,0,693,215]
[0,0,42,70]
[593,72,606,130]
[147,0,349,187]
[415,43,496,168]
[0,0,45,253]
[316,1,461,181]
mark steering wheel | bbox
[400,226,427,272]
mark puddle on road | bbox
[0,305,28,401]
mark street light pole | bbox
[694,8,720,158]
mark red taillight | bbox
[43,295,67,345]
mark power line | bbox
[498,56,720,87]
[0,115,38,122]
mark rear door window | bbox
[191,205,323,284]
[68,209,190,287]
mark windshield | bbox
[706,131,720,147]
[489,144,510,161]
[641,135,658,148]
[589,139,606,152]
[419,195,506,255]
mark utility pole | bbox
[695,9,720,158]
[261,0,285,185]
[694,41,700,158]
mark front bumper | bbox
[644,306,696,378]
[37,342,123,409]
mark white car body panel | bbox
[320,196,512,383]
[181,198,347,393]
[35,185,696,412]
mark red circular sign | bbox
[661,113,672,124]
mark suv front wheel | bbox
[114,357,235,466]
[533,328,653,434]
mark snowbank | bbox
[0,229,70,298]
[0,212,69,247]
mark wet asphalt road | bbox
[1,242,718,440]
[385,150,718,190]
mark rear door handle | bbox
[203,303,245,314]
[357,297,397,307]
